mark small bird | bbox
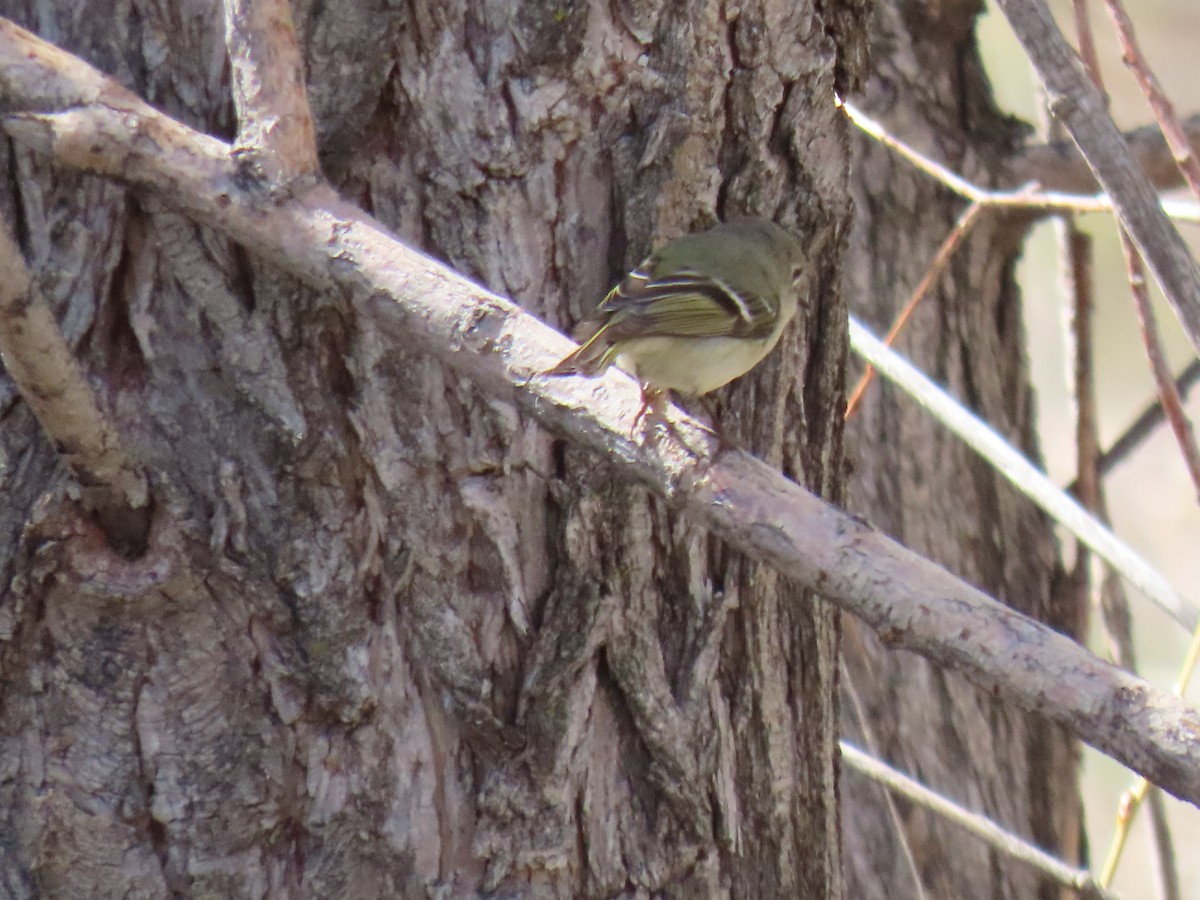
[547,217,805,432]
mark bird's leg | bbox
[688,395,720,437]
[676,395,738,451]
[631,385,666,436]
[632,387,718,453]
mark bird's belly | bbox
[617,335,774,396]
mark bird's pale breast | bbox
[616,334,777,396]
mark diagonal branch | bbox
[1008,116,1200,195]
[994,0,1200,359]
[845,201,986,419]
[844,100,1200,222]
[1102,0,1200,204]
[1123,238,1200,501]
[1066,360,1200,492]
[849,317,1197,631]
[3,18,1200,807]
[1012,114,1200,195]
[841,742,1123,900]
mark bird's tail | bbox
[545,320,621,376]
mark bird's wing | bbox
[598,268,777,340]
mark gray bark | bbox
[0,0,1083,897]
[0,0,858,897]
[841,2,1083,898]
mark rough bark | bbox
[840,2,1083,898]
[0,1,855,897]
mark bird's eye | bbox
[791,266,803,282]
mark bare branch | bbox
[841,659,929,900]
[1067,229,1102,521]
[223,0,319,184]
[1069,360,1200,490]
[1015,115,1200,197]
[3,18,1200,806]
[1071,0,1105,92]
[1066,8,1195,885]
[993,0,1200,359]
[1123,237,1200,500]
[845,201,985,419]
[844,101,1200,222]
[1103,0,1200,203]
[850,318,1197,633]
[841,742,1123,900]
[1147,789,1182,900]
[0,215,150,554]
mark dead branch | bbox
[0,214,149,555]
[841,742,1121,900]
[1103,0,1200,203]
[844,100,1200,222]
[1072,360,1200,489]
[994,0,1200,359]
[2,18,1200,806]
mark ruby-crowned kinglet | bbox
[548,217,804,425]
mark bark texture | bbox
[0,1,855,897]
[840,2,1083,898]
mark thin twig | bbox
[845,201,985,419]
[1068,0,1147,678]
[843,100,983,199]
[223,0,319,185]
[1123,237,1200,499]
[840,658,930,900]
[1074,5,1200,885]
[1054,5,1180,874]
[1100,623,1200,886]
[840,742,1123,900]
[843,101,1200,223]
[1014,113,1200,196]
[4,17,1200,807]
[1067,227,1100,518]
[0,215,150,554]
[1071,0,1105,94]
[1062,359,1200,497]
[1071,360,1200,488]
[1103,0,1200,203]
[1146,790,1182,900]
[1064,226,1103,646]
[1101,541,1200,890]
[849,316,1198,632]
[993,0,1200,360]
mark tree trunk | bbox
[840,3,1084,898]
[0,0,860,896]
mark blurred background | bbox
[978,0,1200,895]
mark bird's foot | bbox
[633,388,723,452]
